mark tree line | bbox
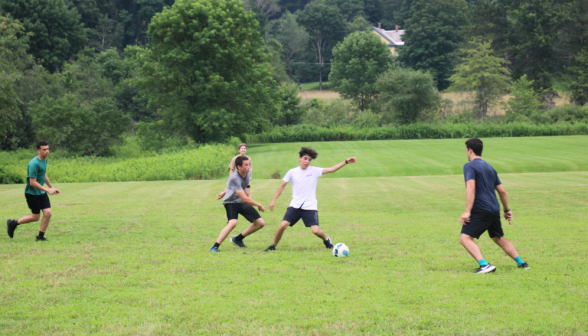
[1,0,588,155]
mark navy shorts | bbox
[224,203,261,223]
[461,210,504,239]
[283,207,319,227]
[25,193,51,215]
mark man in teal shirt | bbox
[7,140,60,241]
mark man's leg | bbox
[491,236,529,268]
[459,234,484,261]
[17,214,41,225]
[310,225,327,240]
[216,219,238,245]
[273,220,291,247]
[240,218,265,238]
[39,208,51,233]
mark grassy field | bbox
[246,136,588,179]
[1,138,587,335]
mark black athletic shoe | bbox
[7,219,18,238]
[265,245,276,252]
[324,237,334,249]
[230,236,247,248]
[35,236,47,242]
[518,262,530,270]
[474,264,496,274]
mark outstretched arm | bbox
[496,184,512,223]
[269,181,288,211]
[322,157,356,175]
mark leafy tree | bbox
[504,75,542,122]
[324,0,364,22]
[347,16,372,33]
[117,0,174,46]
[89,14,124,52]
[61,49,116,104]
[29,95,129,155]
[506,0,566,93]
[131,0,280,142]
[362,0,383,25]
[297,1,346,90]
[0,0,88,71]
[266,11,309,75]
[467,0,510,58]
[330,31,392,111]
[569,50,588,106]
[375,68,440,124]
[398,0,468,90]
[243,0,280,35]
[275,81,305,126]
[0,71,21,142]
[449,40,510,120]
[0,15,33,70]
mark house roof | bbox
[372,27,405,46]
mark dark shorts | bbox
[25,193,51,215]
[461,210,504,239]
[283,207,319,227]
[224,203,261,223]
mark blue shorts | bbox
[283,207,319,227]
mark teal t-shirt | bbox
[25,157,47,195]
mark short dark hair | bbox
[235,155,249,169]
[36,140,49,149]
[299,147,318,159]
[465,138,483,156]
[238,143,247,150]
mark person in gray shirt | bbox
[210,156,266,252]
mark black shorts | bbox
[461,210,504,239]
[25,193,51,215]
[224,203,261,223]
[283,207,319,227]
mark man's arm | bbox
[496,184,513,223]
[459,179,475,225]
[269,181,288,211]
[322,157,356,175]
[29,177,59,195]
[235,189,264,212]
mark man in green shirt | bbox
[7,140,60,241]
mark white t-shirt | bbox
[283,166,323,210]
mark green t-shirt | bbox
[25,157,47,195]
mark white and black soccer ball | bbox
[333,243,349,257]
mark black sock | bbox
[236,234,245,241]
[38,231,45,238]
[213,242,220,248]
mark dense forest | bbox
[1,0,588,153]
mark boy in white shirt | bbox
[265,147,356,251]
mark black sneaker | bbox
[324,237,334,249]
[265,245,276,252]
[518,262,530,270]
[35,236,47,242]
[230,236,247,248]
[7,219,18,238]
[474,264,496,274]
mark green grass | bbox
[299,81,332,91]
[246,136,588,179]
[1,137,587,334]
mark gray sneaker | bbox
[231,236,247,248]
[474,264,496,274]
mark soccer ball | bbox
[333,243,349,257]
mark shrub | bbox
[376,68,441,124]
[505,75,542,122]
[29,95,130,156]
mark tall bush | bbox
[29,95,129,155]
[505,75,542,122]
[376,68,440,124]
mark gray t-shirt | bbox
[223,170,251,204]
